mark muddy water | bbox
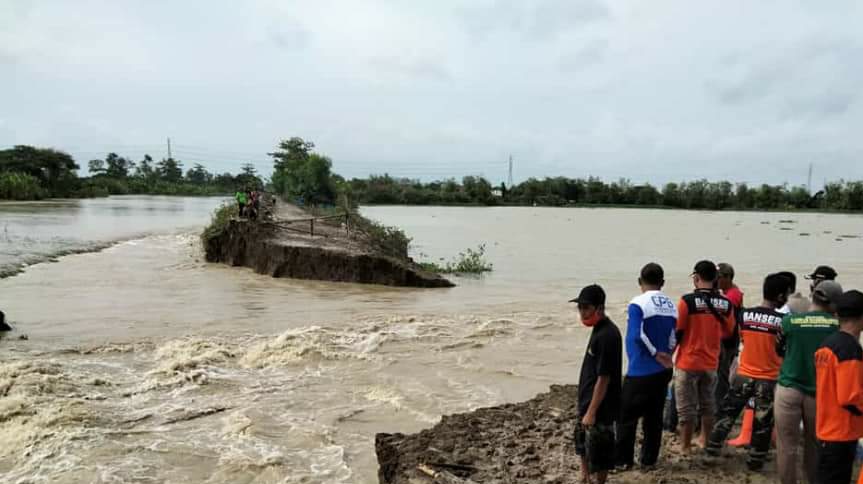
[1,200,862,483]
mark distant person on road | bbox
[706,273,787,470]
[235,190,248,218]
[571,284,622,484]
[674,260,736,455]
[716,262,744,409]
[774,280,842,484]
[814,289,863,484]
[615,263,677,471]
[247,190,259,221]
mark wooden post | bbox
[345,212,349,236]
[310,218,315,236]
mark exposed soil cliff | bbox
[203,209,453,288]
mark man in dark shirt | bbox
[570,284,622,484]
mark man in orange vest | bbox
[814,290,863,484]
[673,261,736,454]
[705,274,787,470]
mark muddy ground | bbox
[376,385,780,484]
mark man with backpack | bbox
[674,260,736,455]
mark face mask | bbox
[581,312,602,327]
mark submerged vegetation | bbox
[419,244,494,275]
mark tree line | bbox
[0,145,263,200]
[265,137,863,212]
[344,174,863,212]
[6,140,863,212]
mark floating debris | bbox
[778,220,797,224]
[799,233,811,236]
[780,227,793,231]
[839,234,860,239]
[760,221,771,225]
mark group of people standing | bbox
[572,262,863,484]
[235,189,262,220]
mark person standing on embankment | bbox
[706,273,787,470]
[673,260,736,455]
[716,262,744,410]
[571,284,622,484]
[615,263,677,471]
[235,189,247,217]
[774,280,842,484]
[814,290,863,484]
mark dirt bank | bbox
[375,384,778,484]
[202,210,453,288]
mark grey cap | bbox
[813,280,843,306]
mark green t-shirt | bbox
[777,311,839,395]
[236,192,247,204]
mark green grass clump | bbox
[201,203,238,242]
[419,244,493,274]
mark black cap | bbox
[837,290,863,319]
[691,260,718,282]
[569,284,606,307]
[806,265,837,281]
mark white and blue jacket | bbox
[626,290,678,377]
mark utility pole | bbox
[807,162,813,193]
[167,137,173,159]
[508,155,513,187]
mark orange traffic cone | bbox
[727,407,754,447]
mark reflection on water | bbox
[1,202,863,483]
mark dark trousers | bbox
[706,374,775,470]
[715,343,738,409]
[816,440,856,484]
[616,370,673,467]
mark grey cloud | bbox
[462,0,609,41]
[2,1,863,186]
[268,21,310,50]
[707,36,863,121]
[559,39,608,72]
[368,56,451,82]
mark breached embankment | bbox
[202,209,453,288]
[375,385,778,484]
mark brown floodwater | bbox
[1,199,861,483]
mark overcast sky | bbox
[2,0,862,186]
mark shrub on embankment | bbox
[200,203,239,244]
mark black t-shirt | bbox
[577,317,623,423]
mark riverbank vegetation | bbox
[418,244,494,274]
[200,203,238,244]
[0,145,262,200]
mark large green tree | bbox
[269,137,336,205]
[0,145,79,196]
[157,157,184,183]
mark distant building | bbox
[492,188,503,198]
